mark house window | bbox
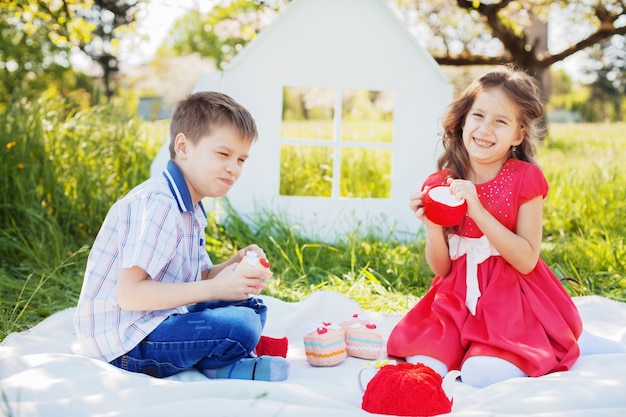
[280,86,394,198]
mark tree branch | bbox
[541,25,626,67]
[455,1,533,62]
[445,1,626,72]
[433,55,511,66]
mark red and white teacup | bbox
[422,185,467,227]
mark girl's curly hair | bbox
[437,65,547,178]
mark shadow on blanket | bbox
[1,291,625,417]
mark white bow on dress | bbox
[448,235,500,315]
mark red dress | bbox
[387,158,582,377]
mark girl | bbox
[387,65,583,388]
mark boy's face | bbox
[173,125,252,202]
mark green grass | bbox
[279,145,392,198]
[540,124,626,299]
[0,96,162,338]
[1,108,626,341]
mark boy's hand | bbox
[234,244,267,263]
[208,250,272,300]
[235,251,273,285]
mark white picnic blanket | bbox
[1,291,625,417]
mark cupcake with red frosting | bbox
[340,313,368,335]
[345,321,383,360]
[303,322,347,367]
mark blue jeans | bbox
[110,297,267,378]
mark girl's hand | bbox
[409,187,425,215]
[409,186,442,230]
[411,185,452,277]
[447,178,482,218]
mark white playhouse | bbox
[151,0,453,240]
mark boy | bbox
[74,91,289,381]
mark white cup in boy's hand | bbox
[235,251,272,291]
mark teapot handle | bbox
[442,370,461,401]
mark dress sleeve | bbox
[519,163,549,204]
[421,170,451,191]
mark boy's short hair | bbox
[168,91,258,159]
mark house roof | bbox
[223,0,448,84]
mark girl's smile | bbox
[472,137,495,148]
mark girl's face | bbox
[462,86,525,172]
[173,125,252,203]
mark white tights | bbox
[578,329,626,355]
[406,330,626,389]
[406,354,526,388]
[461,356,527,388]
[405,355,449,377]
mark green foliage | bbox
[278,142,391,198]
[339,148,391,198]
[159,0,287,69]
[0,93,159,338]
[0,1,97,103]
[207,203,427,311]
[582,39,626,122]
[78,0,142,100]
[541,123,626,299]
[279,87,394,198]
[280,144,332,196]
[1,94,156,243]
[548,67,626,123]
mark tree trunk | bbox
[526,15,551,102]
